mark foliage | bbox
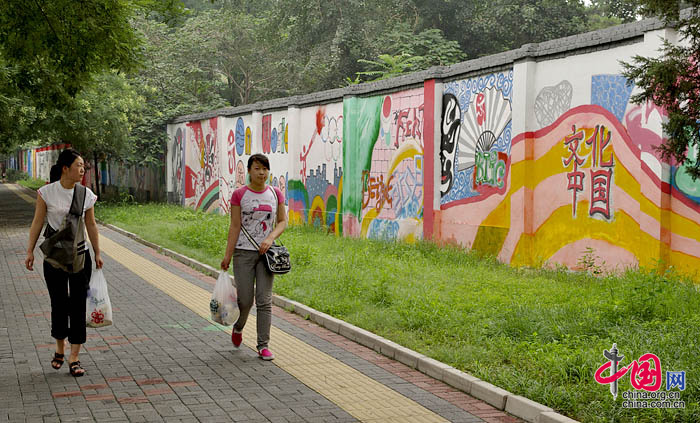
[176,9,290,105]
[355,54,423,82]
[96,202,700,423]
[353,27,467,82]
[16,177,48,191]
[4,168,27,183]
[61,72,144,160]
[622,2,700,179]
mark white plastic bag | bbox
[210,271,239,326]
[86,269,113,328]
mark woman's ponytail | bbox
[49,164,62,183]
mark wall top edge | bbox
[168,14,672,125]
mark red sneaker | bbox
[231,330,242,348]
[258,348,274,361]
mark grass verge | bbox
[17,177,47,191]
[95,202,699,423]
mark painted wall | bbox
[158,23,700,277]
[184,117,220,212]
[343,89,425,241]
[288,103,344,233]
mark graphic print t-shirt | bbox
[231,185,284,251]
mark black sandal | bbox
[69,361,85,377]
[50,353,64,370]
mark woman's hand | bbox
[259,236,273,255]
[25,251,34,271]
[221,254,232,271]
[94,253,104,269]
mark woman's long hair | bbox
[49,148,82,183]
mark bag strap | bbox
[268,186,284,246]
[69,184,87,217]
[240,224,261,250]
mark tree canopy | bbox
[622,1,700,179]
[0,0,662,170]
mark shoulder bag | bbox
[39,184,88,273]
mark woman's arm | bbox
[260,200,288,254]
[221,205,241,270]
[25,195,48,271]
[84,207,104,269]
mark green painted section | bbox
[472,225,509,257]
[342,96,383,224]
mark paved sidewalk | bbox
[1,182,522,423]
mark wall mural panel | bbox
[343,89,424,241]
[440,72,514,207]
[288,103,343,233]
[219,115,254,215]
[185,118,220,213]
[167,124,186,205]
[261,111,291,209]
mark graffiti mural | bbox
[535,80,573,128]
[219,116,253,215]
[562,124,615,220]
[591,75,634,122]
[168,126,185,204]
[262,113,289,155]
[185,118,220,213]
[289,104,343,233]
[440,71,514,207]
[343,89,424,241]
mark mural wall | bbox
[167,123,187,205]
[184,117,220,213]
[288,103,344,233]
[219,115,254,215]
[343,89,425,241]
[158,24,700,277]
[438,72,514,252]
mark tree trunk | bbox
[94,152,101,199]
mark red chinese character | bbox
[585,125,615,168]
[563,125,587,216]
[594,360,630,384]
[590,168,613,218]
[630,353,662,391]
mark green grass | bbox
[95,202,700,423]
[16,177,47,191]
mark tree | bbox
[352,26,466,82]
[0,0,186,155]
[178,9,289,105]
[622,2,700,179]
[407,0,590,58]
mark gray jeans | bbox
[232,249,274,350]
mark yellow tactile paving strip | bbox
[7,183,38,204]
[99,235,447,423]
[9,185,446,422]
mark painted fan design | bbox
[457,87,512,171]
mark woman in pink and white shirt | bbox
[221,154,287,360]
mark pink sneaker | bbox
[231,330,242,348]
[258,348,275,361]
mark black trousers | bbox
[43,252,92,345]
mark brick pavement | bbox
[0,182,521,423]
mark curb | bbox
[98,220,579,423]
